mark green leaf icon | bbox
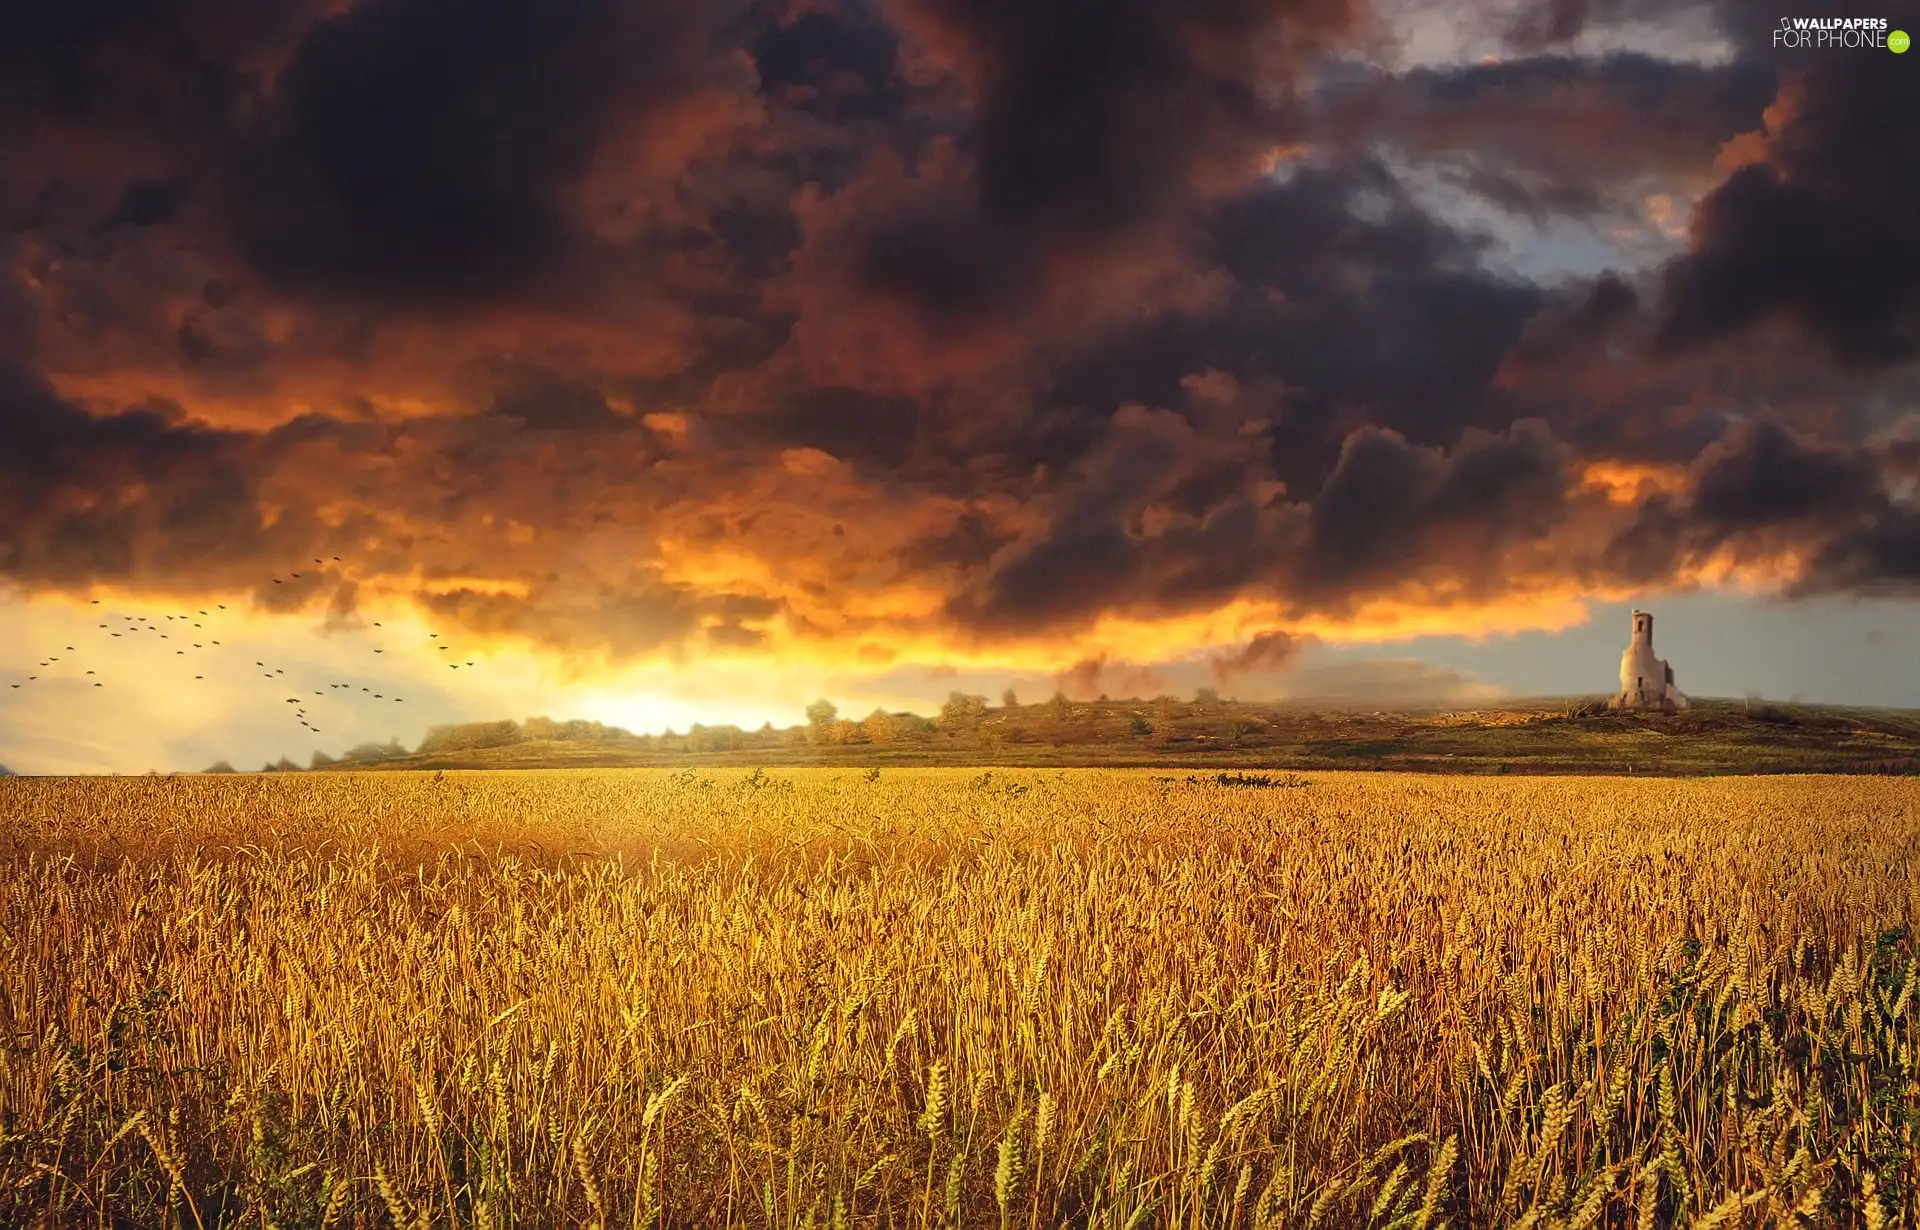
[1891,29,1911,53]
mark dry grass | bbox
[1,768,1917,1228]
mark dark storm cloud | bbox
[1602,419,1920,595]
[1211,630,1304,682]
[747,385,925,469]
[7,0,1920,671]
[839,0,1358,323]
[898,0,1351,235]
[1688,418,1874,531]
[94,180,188,232]
[0,0,304,135]
[1292,419,1573,601]
[751,5,906,123]
[855,209,1039,327]
[1803,511,1920,589]
[1036,160,1547,498]
[950,397,1302,634]
[900,510,1017,571]
[0,366,796,656]
[1203,165,1546,441]
[483,366,656,436]
[225,0,728,305]
[0,365,264,581]
[1657,51,1920,365]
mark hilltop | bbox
[231,696,1920,776]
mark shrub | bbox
[416,720,524,755]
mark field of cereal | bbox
[2,768,1917,1227]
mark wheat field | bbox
[1,768,1916,1228]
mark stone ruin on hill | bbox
[1609,609,1688,712]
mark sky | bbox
[2,0,1919,773]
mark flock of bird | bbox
[6,557,483,740]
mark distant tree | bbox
[201,760,235,774]
[343,740,404,764]
[1049,691,1071,720]
[805,698,838,727]
[865,709,898,744]
[1129,714,1153,736]
[1195,686,1220,705]
[0,764,14,776]
[418,720,523,755]
[940,691,989,727]
[689,724,749,753]
[1002,688,1019,710]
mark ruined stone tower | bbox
[1610,609,1688,712]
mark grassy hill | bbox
[273,696,1920,776]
